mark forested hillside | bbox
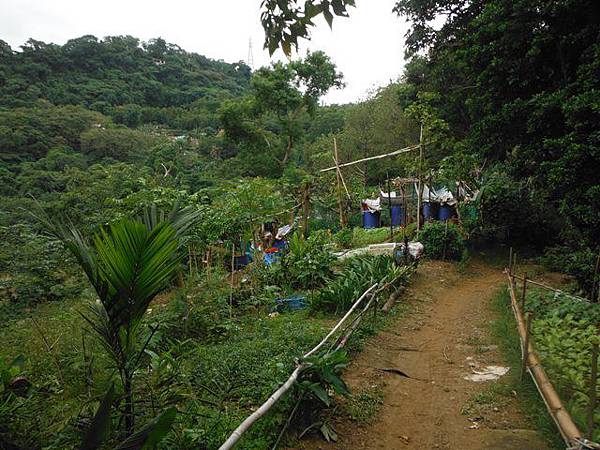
[0,35,250,111]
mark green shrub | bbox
[542,245,599,299]
[351,227,391,248]
[0,225,83,316]
[311,255,405,313]
[417,222,465,260]
[333,227,353,249]
[279,231,335,290]
[477,170,560,246]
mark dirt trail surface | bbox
[297,259,550,450]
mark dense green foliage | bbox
[392,0,600,285]
[418,222,465,260]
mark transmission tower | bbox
[247,38,254,70]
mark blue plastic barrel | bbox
[423,202,439,221]
[439,204,456,221]
[391,206,403,226]
[363,211,381,229]
[275,295,307,312]
[234,254,249,270]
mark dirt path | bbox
[298,259,549,450]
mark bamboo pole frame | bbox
[319,144,421,173]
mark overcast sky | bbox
[1,0,409,104]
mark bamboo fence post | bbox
[332,138,350,199]
[521,311,533,382]
[588,342,598,440]
[511,252,517,285]
[521,274,528,312]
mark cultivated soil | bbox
[295,258,550,450]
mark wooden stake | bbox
[229,242,235,320]
[520,274,528,312]
[587,342,598,440]
[387,172,393,242]
[332,139,346,229]
[332,138,350,199]
[509,247,513,274]
[416,122,424,231]
[511,252,517,284]
[521,311,533,382]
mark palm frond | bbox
[93,220,181,329]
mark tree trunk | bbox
[124,372,134,435]
[282,135,293,167]
[302,182,310,237]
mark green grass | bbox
[350,227,396,248]
[342,384,384,422]
[489,288,563,449]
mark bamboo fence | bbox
[506,269,599,449]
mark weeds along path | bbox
[298,259,550,450]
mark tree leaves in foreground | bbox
[260,0,356,55]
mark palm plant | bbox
[37,205,198,434]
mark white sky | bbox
[0,0,409,104]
